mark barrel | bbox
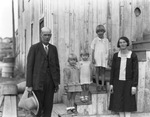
[2,57,15,78]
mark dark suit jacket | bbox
[110,51,138,87]
[26,42,60,90]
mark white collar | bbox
[42,44,49,48]
[97,37,102,40]
[118,51,132,58]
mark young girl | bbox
[63,53,82,114]
[79,50,92,103]
[91,25,110,91]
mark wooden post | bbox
[12,0,16,57]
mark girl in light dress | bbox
[91,25,110,91]
[79,50,93,103]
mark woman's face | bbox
[119,39,128,50]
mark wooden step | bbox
[52,103,72,117]
[132,49,146,61]
[76,112,150,117]
[132,40,150,50]
[52,104,150,117]
[76,93,110,115]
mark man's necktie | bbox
[45,46,48,55]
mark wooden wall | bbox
[17,0,150,103]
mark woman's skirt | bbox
[109,80,137,112]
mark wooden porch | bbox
[52,103,150,117]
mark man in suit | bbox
[26,27,60,117]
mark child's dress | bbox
[91,37,110,68]
[64,65,82,92]
[79,61,91,85]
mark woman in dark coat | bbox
[109,37,138,117]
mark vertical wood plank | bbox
[97,94,108,114]
[78,0,85,58]
[142,0,150,38]
[53,0,66,103]
[89,94,97,114]
[107,0,112,42]
[2,96,17,117]
[144,51,150,112]
[64,0,70,62]
[10,96,17,117]
[52,0,58,47]
[97,0,108,27]
[131,0,137,41]
[134,0,144,41]
[43,0,47,26]
[58,0,65,103]
[52,0,59,103]
[111,0,120,52]
[74,0,81,58]
[50,0,55,44]
[123,0,132,41]
[69,0,75,53]
[119,0,124,37]
[92,0,98,38]
[84,0,89,53]
[88,0,93,56]
[137,62,146,112]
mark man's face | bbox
[41,31,52,45]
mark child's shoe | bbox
[66,107,74,114]
[101,85,107,92]
[80,96,85,103]
[71,108,78,115]
[67,109,72,114]
[84,96,89,102]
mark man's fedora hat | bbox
[18,90,39,115]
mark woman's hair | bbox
[117,36,130,48]
[68,53,78,62]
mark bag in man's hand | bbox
[18,89,39,115]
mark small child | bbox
[91,25,110,91]
[63,53,82,114]
[79,50,92,103]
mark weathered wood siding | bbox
[17,0,150,103]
